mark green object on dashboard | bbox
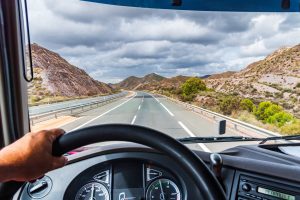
[258,187,296,200]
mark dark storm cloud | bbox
[27,0,300,83]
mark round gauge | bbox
[146,178,181,200]
[75,182,109,200]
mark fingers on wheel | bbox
[51,156,68,170]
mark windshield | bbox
[26,0,300,152]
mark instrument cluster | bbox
[64,160,183,200]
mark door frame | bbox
[0,0,29,147]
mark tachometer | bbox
[75,182,109,200]
[146,178,181,200]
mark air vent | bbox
[27,176,52,198]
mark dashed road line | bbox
[131,115,137,124]
[138,105,141,110]
[160,103,174,117]
[178,121,211,153]
[149,93,173,116]
[71,93,137,131]
[150,94,160,103]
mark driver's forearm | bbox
[0,162,12,182]
[0,149,18,182]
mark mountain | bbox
[143,73,166,82]
[115,76,141,89]
[114,73,166,90]
[199,75,211,79]
[207,71,236,79]
[137,75,191,91]
[28,44,112,100]
[114,73,192,91]
[204,44,300,116]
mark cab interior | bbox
[0,0,300,200]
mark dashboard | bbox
[14,143,300,200]
[64,160,182,200]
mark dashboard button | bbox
[242,183,252,192]
[27,176,52,199]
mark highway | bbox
[53,91,258,152]
[29,92,127,115]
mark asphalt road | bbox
[58,91,258,152]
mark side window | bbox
[0,109,4,148]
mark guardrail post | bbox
[55,113,57,119]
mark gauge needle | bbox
[90,184,95,200]
[159,180,165,200]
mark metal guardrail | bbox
[29,93,127,126]
[156,94,280,137]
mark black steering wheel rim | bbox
[52,124,226,200]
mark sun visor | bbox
[83,0,300,12]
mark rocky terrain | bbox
[28,44,112,104]
[204,44,300,117]
[114,44,300,117]
[113,73,190,92]
[113,73,165,90]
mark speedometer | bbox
[146,178,181,200]
[75,182,109,200]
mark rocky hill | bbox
[114,73,166,90]
[114,73,191,92]
[205,44,300,116]
[207,71,236,79]
[28,44,112,103]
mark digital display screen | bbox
[113,162,144,200]
[258,187,295,200]
[113,161,143,188]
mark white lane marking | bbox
[71,93,137,131]
[150,94,160,102]
[131,115,137,124]
[160,103,174,117]
[178,121,211,153]
[150,93,174,117]
[138,105,141,110]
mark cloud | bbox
[27,0,300,83]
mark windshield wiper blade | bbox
[259,135,300,144]
[178,136,260,144]
[178,135,300,144]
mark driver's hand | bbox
[0,129,68,182]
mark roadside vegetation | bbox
[157,77,300,135]
[181,77,206,101]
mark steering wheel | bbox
[52,124,226,200]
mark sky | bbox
[27,0,300,83]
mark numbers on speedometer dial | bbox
[146,178,181,200]
[75,182,109,200]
